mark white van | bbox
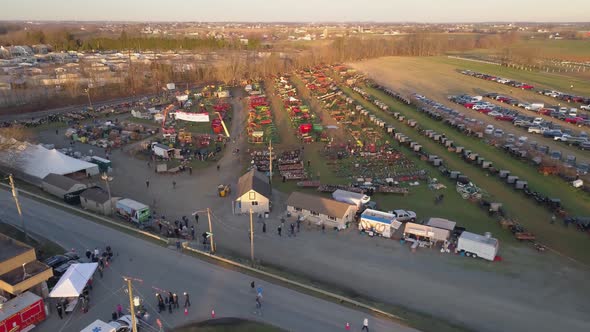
[484,125,494,135]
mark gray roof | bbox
[237,170,270,198]
[287,192,353,219]
[80,187,110,204]
[43,173,85,191]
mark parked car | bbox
[493,129,504,137]
[43,255,70,269]
[581,105,590,111]
[580,141,590,150]
[528,126,545,134]
[484,125,494,135]
[543,130,563,138]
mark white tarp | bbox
[0,141,99,179]
[174,111,210,122]
[176,94,188,102]
[49,263,98,298]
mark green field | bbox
[437,56,590,96]
[343,83,590,263]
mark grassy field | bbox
[343,83,590,263]
[437,56,590,96]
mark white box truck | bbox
[81,320,116,332]
[332,189,370,208]
[116,198,152,225]
[457,231,499,261]
[151,143,174,159]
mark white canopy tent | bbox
[0,141,99,179]
[49,263,98,298]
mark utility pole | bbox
[8,174,27,241]
[123,276,141,332]
[207,208,215,253]
[249,208,254,265]
[268,140,273,193]
[101,174,114,215]
[85,87,93,110]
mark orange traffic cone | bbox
[345,322,351,330]
[211,309,216,318]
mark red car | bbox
[496,96,511,103]
[463,102,475,108]
[478,108,492,114]
[495,115,515,121]
[565,117,584,124]
[539,108,553,115]
[521,84,534,90]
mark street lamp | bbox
[101,174,114,215]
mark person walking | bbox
[277,225,282,237]
[172,180,176,189]
[191,226,195,240]
[262,222,266,233]
[85,249,92,261]
[156,294,164,313]
[361,318,369,331]
[254,293,262,315]
[183,217,189,228]
[146,180,150,188]
[56,302,63,319]
[217,164,220,171]
[194,213,199,224]
[189,167,192,175]
[184,292,191,308]
[551,214,556,224]
[296,219,301,232]
[250,281,255,292]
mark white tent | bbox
[49,263,98,298]
[0,142,99,179]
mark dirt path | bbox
[351,57,590,165]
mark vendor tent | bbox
[49,263,97,298]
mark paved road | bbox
[0,190,416,332]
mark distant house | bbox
[80,188,117,216]
[286,192,356,230]
[235,170,270,214]
[42,173,87,200]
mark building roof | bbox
[43,173,85,191]
[0,233,32,263]
[80,187,110,204]
[237,169,270,198]
[287,192,353,219]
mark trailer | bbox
[151,142,174,159]
[0,292,46,332]
[116,198,151,225]
[457,231,499,261]
[359,209,402,238]
[332,189,370,208]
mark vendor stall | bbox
[49,263,97,313]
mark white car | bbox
[528,126,545,134]
[488,111,502,117]
[493,129,504,137]
[484,125,494,135]
[581,105,590,111]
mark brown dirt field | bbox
[351,56,590,165]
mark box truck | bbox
[116,198,151,224]
[457,231,499,261]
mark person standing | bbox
[184,292,191,308]
[168,292,174,313]
[146,180,150,188]
[172,180,176,189]
[173,293,179,309]
[94,248,100,259]
[116,304,123,318]
[262,222,266,233]
[551,214,556,224]
[56,302,63,319]
[85,249,92,261]
[277,225,282,237]
[194,213,199,224]
[361,318,369,331]
[255,293,262,315]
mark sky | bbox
[2,0,590,22]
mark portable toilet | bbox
[410,142,418,149]
[413,144,422,152]
[428,155,439,162]
[507,175,519,184]
[450,171,461,179]
[433,158,443,166]
[499,170,511,178]
[515,180,528,189]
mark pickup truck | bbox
[388,209,417,222]
[581,105,590,111]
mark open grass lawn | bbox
[435,56,590,96]
[345,84,590,263]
